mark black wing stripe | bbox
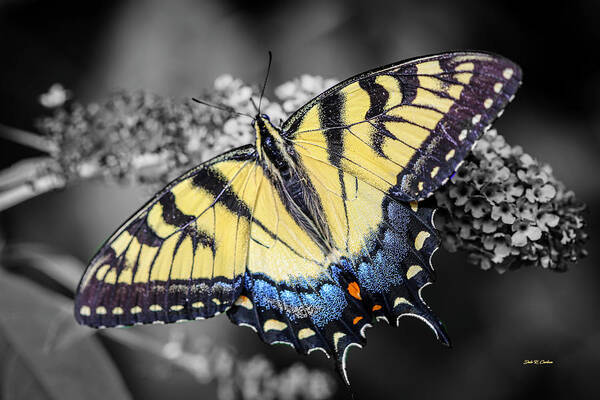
[345,125,409,169]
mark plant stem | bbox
[0,123,58,154]
[0,173,66,211]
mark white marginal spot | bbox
[454,160,465,174]
[360,323,372,339]
[416,281,435,325]
[509,94,516,102]
[307,347,330,358]
[430,207,438,229]
[298,328,316,339]
[149,304,162,312]
[503,68,514,79]
[472,114,481,124]
[238,323,257,333]
[406,265,423,279]
[96,306,107,315]
[272,341,295,348]
[175,319,188,324]
[152,320,165,325]
[130,306,142,314]
[497,109,505,117]
[484,98,493,109]
[271,340,295,349]
[340,342,363,386]
[397,313,440,340]
[195,316,206,320]
[428,246,439,272]
[459,129,468,141]
[494,82,503,93]
[80,306,91,316]
[264,319,287,332]
[414,231,431,250]
[376,316,389,324]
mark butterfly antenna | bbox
[192,98,252,119]
[249,97,259,114]
[257,50,273,114]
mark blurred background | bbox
[0,0,598,399]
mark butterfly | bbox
[75,51,522,384]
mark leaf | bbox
[0,337,50,400]
[1,243,82,294]
[0,270,132,400]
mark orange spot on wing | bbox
[347,282,362,300]
[353,316,363,325]
[372,304,382,311]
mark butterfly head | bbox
[254,114,287,163]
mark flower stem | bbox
[0,123,58,154]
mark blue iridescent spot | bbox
[357,251,404,294]
[354,201,413,293]
[246,274,347,327]
[382,229,409,263]
[251,278,279,309]
[280,289,303,320]
[313,283,347,327]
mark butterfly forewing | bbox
[75,146,259,326]
[284,51,522,200]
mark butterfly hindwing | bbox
[226,193,447,383]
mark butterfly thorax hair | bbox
[254,115,338,258]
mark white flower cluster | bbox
[196,74,338,165]
[435,129,586,272]
[274,75,339,114]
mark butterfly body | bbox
[254,115,330,251]
[75,52,522,383]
